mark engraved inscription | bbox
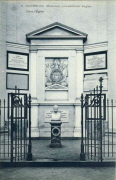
[45,110,69,122]
[86,54,106,70]
[8,53,28,69]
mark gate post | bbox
[99,77,103,162]
[27,94,32,161]
[80,94,85,161]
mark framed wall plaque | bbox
[84,73,108,92]
[6,73,29,90]
[84,51,107,71]
[7,51,29,71]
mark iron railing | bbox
[0,89,32,162]
[80,77,116,162]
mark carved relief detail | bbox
[45,58,68,89]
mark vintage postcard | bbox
[0,0,116,179]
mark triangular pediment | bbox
[34,27,80,36]
[26,22,87,40]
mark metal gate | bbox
[80,77,116,162]
[0,89,32,162]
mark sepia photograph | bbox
[0,0,116,179]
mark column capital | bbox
[29,49,38,53]
[75,49,84,53]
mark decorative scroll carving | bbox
[45,58,68,89]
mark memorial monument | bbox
[50,105,62,148]
[2,18,112,138]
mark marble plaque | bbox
[45,110,69,123]
[6,73,29,90]
[7,51,29,70]
[84,52,107,71]
[84,73,108,91]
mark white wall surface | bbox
[1,1,115,99]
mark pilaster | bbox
[74,50,84,137]
[30,51,37,100]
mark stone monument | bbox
[50,105,62,148]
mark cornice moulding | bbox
[6,42,29,50]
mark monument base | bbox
[50,143,62,148]
[50,119,62,148]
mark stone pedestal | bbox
[50,120,62,148]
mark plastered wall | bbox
[0,1,116,99]
[0,1,116,137]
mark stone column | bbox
[74,50,84,137]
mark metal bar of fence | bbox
[85,96,86,158]
[21,98,22,160]
[0,100,1,158]
[23,117,26,158]
[96,86,99,161]
[15,105,17,162]
[26,100,28,156]
[100,94,102,162]
[103,122,105,158]
[111,99,113,157]
[17,89,20,161]
[4,100,5,157]
[18,101,19,161]
[85,95,89,159]
[24,96,26,158]
[90,94,92,160]
[107,99,109,157]
[11,94,14,163]
[99,78,103,162]
[94,89,96,161]
[8,95,10,157]
[103,98,105,157]
[87,109,89,159]
[25,105,27,156]
[80,94,85,160]
[27,94,32,161]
